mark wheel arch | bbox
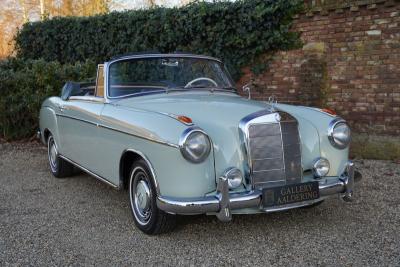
[43,128,51,143]
[119,149,159,194]
[40,104,61,148]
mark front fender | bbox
[101,104,217,198]
[39,97,62,150]
[275,104,349,176]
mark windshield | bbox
[108,57,236,98]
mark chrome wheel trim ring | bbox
[47,136,58,172]
[129,167,152,226]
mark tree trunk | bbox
[19,0,28,23]
[39,0,46,20]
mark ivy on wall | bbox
[15,0,303,79]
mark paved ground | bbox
[0,143,399,266]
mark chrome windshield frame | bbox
[104,54,235,100]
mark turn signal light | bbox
[177,115,193,124]
[321,108,337,116]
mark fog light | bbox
[313,157,330,178]
[223,167,243,189]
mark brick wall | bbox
[238,0,400,135]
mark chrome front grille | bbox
[249,122,284,187]
[241,111,302,189]
[281,118,302,184]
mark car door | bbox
[57,65,106,172]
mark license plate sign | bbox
[263,181,319,207]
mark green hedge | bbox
[15,0,303,79]
[0,59,96,140]
[3,0,303,140]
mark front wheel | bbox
[47,134,74,178]
[129,160,176,235]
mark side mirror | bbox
[61,82,83,100]
[242,83,251,99]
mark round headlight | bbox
[179,128,211,163]
[223,167,243,189]
[312,157,330,178]
[328,120,351,149]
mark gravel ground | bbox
[0,142,399,266]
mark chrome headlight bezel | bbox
[328,119,351,149]
[179,127,211,163]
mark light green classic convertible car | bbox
[39,53,359,234]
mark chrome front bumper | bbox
[157,162,356,222]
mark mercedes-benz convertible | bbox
[38,53,359,234]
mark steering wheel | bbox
[184,77,218,88]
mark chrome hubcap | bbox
[50,145,57,166]
[48,137,58,171]
[130,168,152,225]
[135,180,151,216]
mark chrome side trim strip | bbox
[56,113,97,126]
[59,155,119,189]
[98,124,179,148]
[55,113,179,148]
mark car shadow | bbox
[57,170,353,237]
[172,200,345,235]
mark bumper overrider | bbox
[157,161,357,222]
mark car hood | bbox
[113,91,338,180]
[114,92,270,177]
[114,91,271,129]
